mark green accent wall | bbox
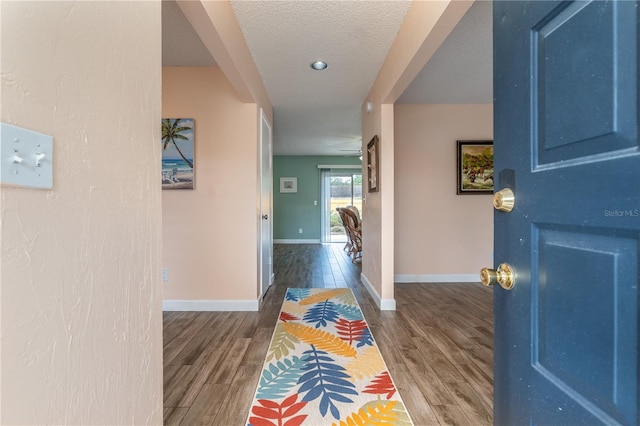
[273,156,362,240]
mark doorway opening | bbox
[320,169,362,243]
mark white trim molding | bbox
[274,239,321,244]
[316,164,361,169]
[394,274,480,283]
[360,273,396,311]
[163,299,259,311]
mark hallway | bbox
[163,244,493,425]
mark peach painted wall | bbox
[162,67,258,304]
[361,104,396,308]
[361,101,384,302]
[1,2,162,424]
[395,104,494,278]
[362,0,471,309]
[176,1,273,122]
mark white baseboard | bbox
[360,273,396,311]
[163,299,259,311]
[380,298,396,310]
[394,274,479,283]
[274,239,321,244]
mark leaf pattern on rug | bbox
[247,289,414,426]
[249,394,308,426]
[334,304,364,320]
[267,323,300,362]
[336,290,357,306]
[283,322,357,358]
[355,326,374,348]
[286,288,313,301]
[304,300,340,328]
[298,345,358,420]
[281,301,308,317]
[362,371,396,399]
[344,346,385,381]
[358,400,413,425]
[299,289,349,305]
[256,356,306,399]
[331,400,413,426]
[279,311,299,322]
[335,319,368,345]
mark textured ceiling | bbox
[230,0,411,156]
[230,1,411,109]
[162,1,493,156]
[397,0,492,104]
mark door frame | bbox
[259,109,273,301]
[318,165,362,243]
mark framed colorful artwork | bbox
[457,140,493,194]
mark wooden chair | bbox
[345,205,361,228]
[336,208,352,253]
[337,207,362,263]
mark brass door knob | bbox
[493,188,515,212]
[480,263,516,290]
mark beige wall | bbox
[162,67,259,305]
[1,2,162,424]
[395,104,494,278]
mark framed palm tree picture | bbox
[162,118,194,189]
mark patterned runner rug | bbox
[247,288,413,426]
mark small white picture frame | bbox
[280,177,298,193]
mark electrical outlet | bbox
[298,228,303,234]
[162,268,169,282]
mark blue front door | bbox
[493,1,639,424]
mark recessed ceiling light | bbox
[310,61,328,70]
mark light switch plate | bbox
[1,122,53,189]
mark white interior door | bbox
[259,110,273,300]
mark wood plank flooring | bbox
[163,243,494,425]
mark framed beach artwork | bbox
[456,140,494,194]
[162,118,194,190]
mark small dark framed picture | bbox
[457,140,494,194]
[367,135,379,192]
